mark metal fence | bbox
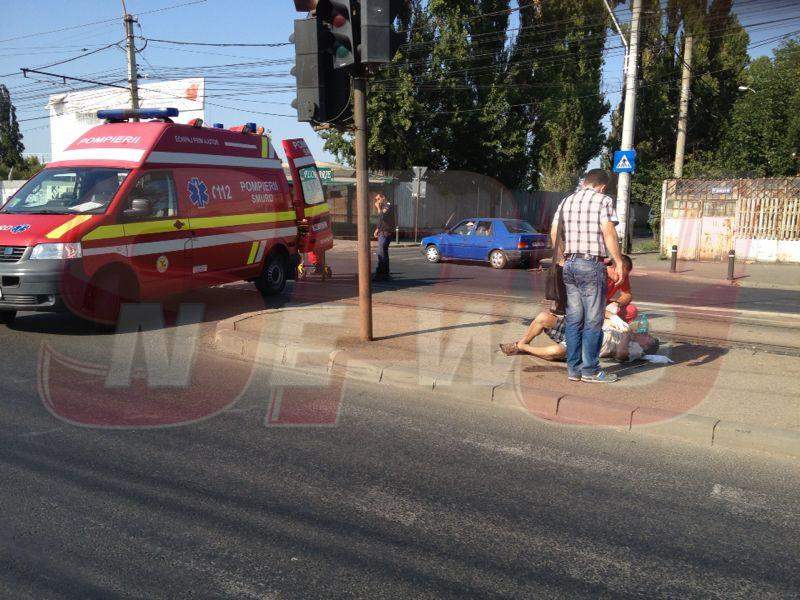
[328,171,568,239]
[737,178,800,241]
[661,177,800,262]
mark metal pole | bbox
[616,0,642,252]
[415,194,420,242]
[122,1,140,120]
[670,245,678,273]
[353,76,373,341]
[395,225,400,245]
[727,249,735,281]
[674,34,693,178]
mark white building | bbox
[48,78,205,162]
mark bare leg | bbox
[500,311,560,358]
[518,343,567,361]
[515,312,563,359]
[518,311,558,345]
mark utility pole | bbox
[121,0,140,119]
[615,0,642,252]
[353,76,373,341]
[673,34,693,178]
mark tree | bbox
[0,84,25,174]
[320,1,609,191]
[606,0,750,219]
[511,0,611,191]
[712,42,800,177]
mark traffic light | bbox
[290,17,352,126]
[317,1,357,69]
[360,0,405,64]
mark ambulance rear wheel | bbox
[256,253,288,296]
[0,310,16,326]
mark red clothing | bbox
[606,273,631,302]
[607,273,637,322]
[618,303,638,323]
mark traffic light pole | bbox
[353,75,373,341]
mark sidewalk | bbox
[211,288,800,459]
[627,252,800,291]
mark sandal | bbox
[499,342,523,356]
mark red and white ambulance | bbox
[0,108,333,324]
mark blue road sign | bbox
[613,150,636,173]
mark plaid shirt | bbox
[552,188,618,258]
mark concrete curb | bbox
[212,325,800,460]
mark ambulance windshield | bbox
[298,166,325,206]
[2,167,130,215]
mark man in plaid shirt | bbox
[551,169,627,383]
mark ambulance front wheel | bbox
[256,252,288,296]
[0,310,16,326]
[85,267,139,326]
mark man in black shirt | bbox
[373,193,395,281]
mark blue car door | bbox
[443,220,475,259]
[466,220,494,260]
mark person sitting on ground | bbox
[606,255,638,323]
[499,308,658,363]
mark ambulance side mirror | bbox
[123,198,152,220]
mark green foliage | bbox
[321,0,610,191]
[606,0,751,214]
[0,155,42,181]
[0,84,25,172]
[714,43,800,177]
[513,0,610,191]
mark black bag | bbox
[545,207,567,315]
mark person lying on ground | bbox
[499,309,659,364]
[606,255,638,323]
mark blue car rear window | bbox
[503,220,537,234]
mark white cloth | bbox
[642,354,673,364]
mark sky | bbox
[1,0,798,168]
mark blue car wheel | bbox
[425,244,442,263]
[489,249,508,269]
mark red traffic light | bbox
[331,11,346,28]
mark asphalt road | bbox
[2,320,800,599]
[328,245,800,316]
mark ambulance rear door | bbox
[281,139,333,254]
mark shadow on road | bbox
[5,273,473,336]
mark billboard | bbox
[48,78,205,162]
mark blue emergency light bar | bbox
[97,107,180,122]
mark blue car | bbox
[420,218,550,269]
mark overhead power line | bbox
[0,0,206,44]
[138,36,291,48]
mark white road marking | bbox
[710,483,774,514]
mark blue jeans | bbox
[376,233,391,275]
[562,257,607,377]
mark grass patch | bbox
[631,238,660,254]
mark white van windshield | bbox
[298,166,326,206]
[1,167,130,215]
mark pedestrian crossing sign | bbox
[613,150,636,173]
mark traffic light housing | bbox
[360,0,405,64]
[290,17,352,126]
[317,0,357,69]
